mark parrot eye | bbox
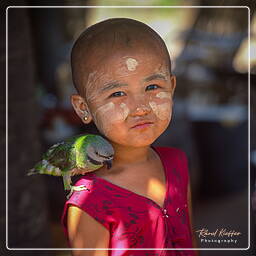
[95,151,103,157]
[95,151,109,158]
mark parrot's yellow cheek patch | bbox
[92,102,130,136]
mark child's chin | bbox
[125,137,156,148]
[107,132,160,148]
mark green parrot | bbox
[27,134,114,198]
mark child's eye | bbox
[146,84,160,91]
[109,91,126,98]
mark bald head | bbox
[71,18,172,99]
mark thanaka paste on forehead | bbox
[125,58,138,71]
[85,71,111,102]
[154,63,170,80]
[85,71,98,101]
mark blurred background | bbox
[2,0,256,256]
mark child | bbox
[62,18,197,256]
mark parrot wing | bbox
[43,142,76,171]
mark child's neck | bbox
[111,143,154,166]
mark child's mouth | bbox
[131,121,154,129]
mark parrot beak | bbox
[104,159,112,169]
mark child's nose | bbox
[131,105,151,116]
[129,96,151,117]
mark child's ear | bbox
[70,94,92,124]
[170,75,176,96]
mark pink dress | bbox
[62,147,196,256]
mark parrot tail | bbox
[27,168,37,176]
[27,160,62,177]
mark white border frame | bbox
[6,5,251,251]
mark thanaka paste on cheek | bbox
[149,101,171,121]
[156,92,172,99]
[92,102,130,136]
[120,103,130,119]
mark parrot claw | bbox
[66,185,90,199]
[73,185,90,192]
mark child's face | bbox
[73,48,176,148]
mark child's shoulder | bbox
[65,173,104,207]
[154,146,189,185]
[72,173,97,192]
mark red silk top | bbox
[62,147,196,256]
